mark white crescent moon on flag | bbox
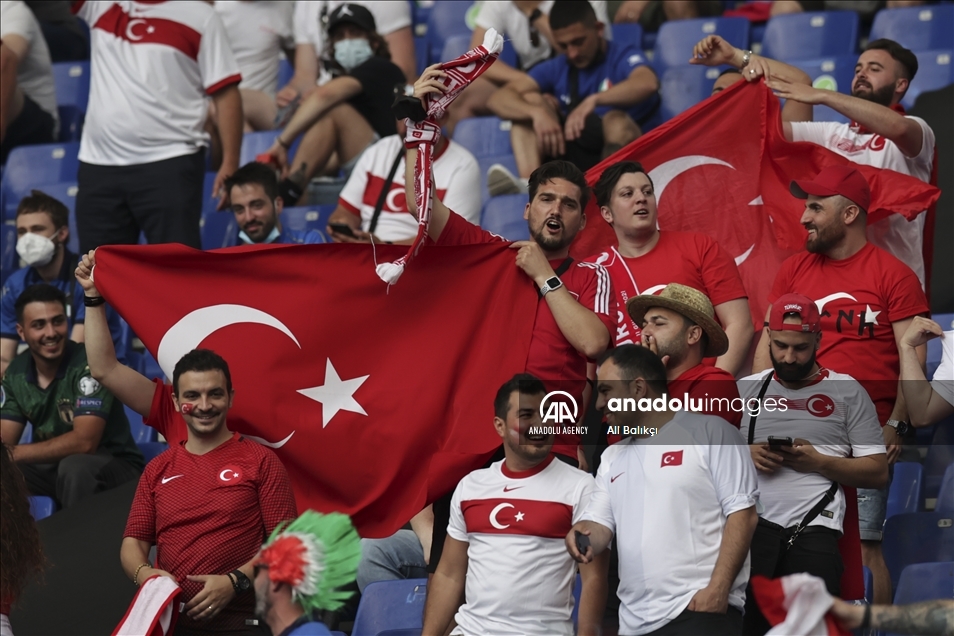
[490,502,514,529]
[156,304,301,377]
[126,18,147,41]
[814,292,858,313]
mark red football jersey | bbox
[669,363,743,428]
[436,212,616,457]
[124,434,297,633]
[585,233,747,346]
[769,242,928,423]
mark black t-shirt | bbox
[347,56,406,138]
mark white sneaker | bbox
[487,163,527,197]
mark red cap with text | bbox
[769,293,821,333]
[790,164,871,212]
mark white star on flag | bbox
[514,512,525,522]
[298,359,370,427]
[864,305,881,326]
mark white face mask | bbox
[16,232,57,267]
[334,38,373,71]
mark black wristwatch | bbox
[886,419,910,436]
[229,569,252,593]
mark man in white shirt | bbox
[423,373,609,636]
[693,35,936,287]
[327,118,480,244]
[900,316,954,427]
[0,0,58,162]
[73,1,243,251]
[569,345,758,636]
[738,293,888,635]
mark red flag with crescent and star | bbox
[94,243,537,538]
[570,80,941,331]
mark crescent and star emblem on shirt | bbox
[806,394,836,418]
[489,503,526,529]
[153,304,371,447]
[125,19,155,41]
[814,292,858,313]
[219,468,241,482]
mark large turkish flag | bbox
[94,243,537,537]
[571,80,940,330]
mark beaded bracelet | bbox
[133,562,151,586]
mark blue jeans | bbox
[356,529,428,593]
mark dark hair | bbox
[16,189,69,229]
[14,284,67,324]
[549,0,598,31]
[865,39,918,82]
[677,314,709,355]
[593,161,653,208]
[597,345,668,396]
[494,373,547,419]
[528,160,590,210]
[172,349,233,397]
[1,442,45,605]
[718,67,742,78]
[224,162,280,202]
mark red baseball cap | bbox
[790,164,871,213]
[769,293,821,333]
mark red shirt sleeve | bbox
[124,466,157,543]
[574,262,617,335]
[144,380,188,445]
[257,449,299,533]
[768,254,799,305]
[698,235,747,305]
[436,210,507,246]
[884,261,929,324]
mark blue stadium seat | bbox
[124,405,156,444]
[0,222,16,284]
[658,65,722,122]
[902,50,953,110]
[887,462,923,520]
[376,631,420,636]
[654,17,749,73]
[29,496,56,521]
[870,5,954,52]
[201,211,238,250]
[415,35,429,75]
[862,566,873,604]
[613,22,643,52]
[51,61,90,111]
[936,464,954,515]
[57,105,85,142]
[20,422,33,444]
[352,579,427,636]
[889,562,954,635]
[277,58,293,89]
[139,350,165,382]
[139,442,169,463]
[240,130,281,166]
[280,205,333,242]
[29,181,79,252]
[788,55,857,124]
[882,512,954,589]
[762,12,859,61]
[411,1,433,37]
[1,142,80,219]
[440,33,473,63]
[201,171,222,217]
[571,573,582,625]
[453,117,512,159]
[476,154,519,205]
[425,1,474,64]
[481,194,529,241]
[925,425,954,498]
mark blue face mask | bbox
[239,225,281,245]
[334,38,373,71]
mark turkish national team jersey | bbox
[933,330,954,408]
[338,135,481,242]
[738,369,885,531]
[436,212,616,457]
[74,1,241,165]
[791,118,935,286]
[582,413,757,635]
[586,234,746,346]
[447,455,594,636]
[125,434,297,633]
[770,243,928,423]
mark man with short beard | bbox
[739,293,888,636]
[692,35,935,287]
[753,165,928,607]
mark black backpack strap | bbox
[747,373,774,445]
[537,257,574,299]
[368,147,405,235]
[786,481,839,549]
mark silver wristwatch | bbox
[540,276,564,296]
[886,419,910,436]
[740,49,753,69]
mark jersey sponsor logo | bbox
[161,475,184,484]
[806,394,836,417]
[78,376,102,396]
[610,472,625,483]
[219,467,242,483]
[661,450,683,467]
[75,397,103,410]
[540,391,578,425]
[57,398,74,424]
[502,485,524,492]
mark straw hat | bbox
[626,283,729,358]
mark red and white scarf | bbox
[376,29,503,285]
[112,575,181,636]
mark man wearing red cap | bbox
[753,165,928,606]
[740,293,888,635]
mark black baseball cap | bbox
[327,4,376,34]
